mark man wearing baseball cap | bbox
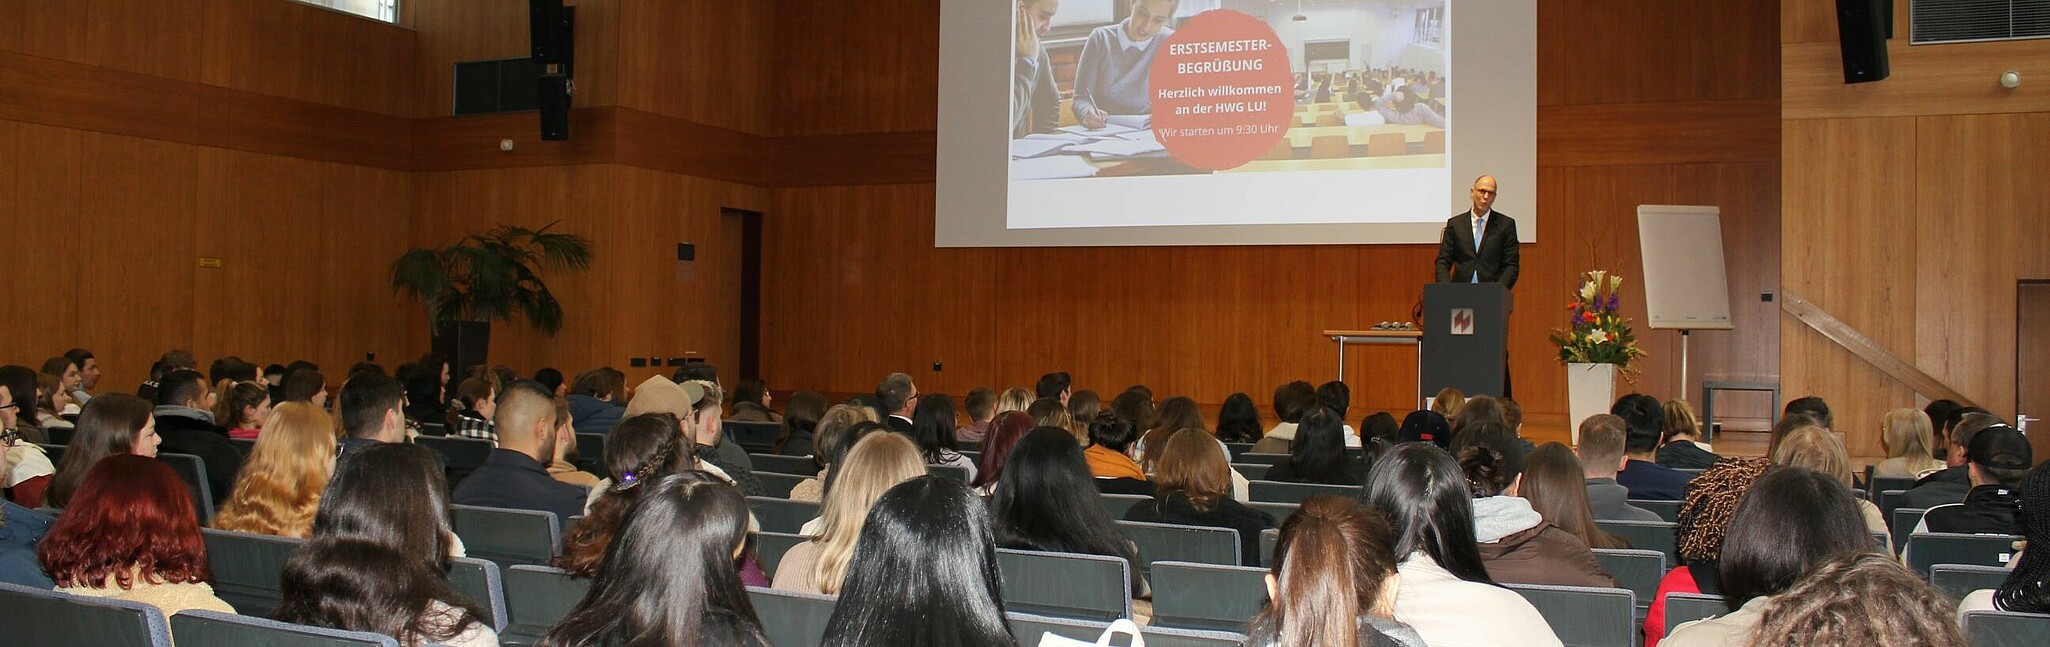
[1917,424,2031,536]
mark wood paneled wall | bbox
[756,0,1784,432]
[1780,0,2050,458]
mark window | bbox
[1414,6,1445,48]
[293,0,399,23]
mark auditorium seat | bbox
[1890,507,1926,553]
[34,442,64,464]
[1593,520,1677,562]
[747,496,821,534]
[1234,453,1289,467]
[1422,129,1446,154]
[1507,583,1635,647]
[1247,501,1298,524]
[724,421,782,453]
[1149,561,1269,631]
[1930,564,2009,604]
[1905,532,2024,576]
[1962,609,2050,647]
[1096,493,1150,519]
[749,454,822,477]
[1624,499,1680,522]
[45,426,74,446]
[503,565,590,647]
[995,548,1133,621]
[1248,480,1360,504]
[756,471,806,499]
[747,586,838,647]
[1259,138,1294,160]
[1223,443,1253,460]
[227,438,257,456]
[414,436,493,483]
[1590,548,1665,617]
[756,531,807,576]
[1259,527,1278,566]
[1,581,172,646]
[1879,489,1908,520]
[1662,592,1727,635]
[1365,133,1406,157]
[1230,462,1269,480]
[1117,520,1241,572]
[1309,135,1350,159]
[156,452,214,523]
[1867,476,1915,501]
[202,528,302,615]
[573,434,605,474]
[449,556,508,632]
[417,422,448,437]
[1313,113,1341,127]
[171,610,397,647]
[929,463,969,482]
[1008,612,1248,647]
[451,504,562,567]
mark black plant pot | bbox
[433,321,492,381]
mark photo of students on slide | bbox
[1010,0,1449,180]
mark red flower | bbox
[1567,302,1582,310]
[1581,311,1598,324]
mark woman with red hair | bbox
[970,410,1038,495]
[37,454,233,616]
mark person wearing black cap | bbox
[1900,412,2006,511]
[1916,425,2031,536]
[1398,410,1451,448]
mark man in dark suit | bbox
[1434,175,1519,397]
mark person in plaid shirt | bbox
[451,375,499,443]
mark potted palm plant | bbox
[391,222,594,377]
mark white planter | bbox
[1566,362,1619,445]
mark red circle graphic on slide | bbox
[1146,10,1294,171]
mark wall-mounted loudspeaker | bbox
[1835,0,1890,84]
[539,74,571,141]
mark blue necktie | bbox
[1471,215,1485,283]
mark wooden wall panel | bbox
[771,0,940,135]
[616,0,773,135]
[1784,40,2050,120]
[73,132,200,393]
[199,0,418,116]
[0,122,84,371]
[1537,0,1778,106]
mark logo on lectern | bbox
[1450,308,1474,336]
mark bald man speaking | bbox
[1434,175,1520,397]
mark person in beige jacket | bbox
[39,455,236,618]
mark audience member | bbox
[1253,381,1321,453]
[1959,461,2050,615]
[1900,412,2003,510]
[1,383,57,507]
[820,476,1013,647]
[1922,399,1964,461]
[910,393,977,480]
[1034,371,1071,404]
[1082,415,1151,495]
[1575,414,1662,522]
[44,394,159,508]
[1663,467,1872,647]
[1107,388,1156,432]
[451,375,499,442]
[1917,424,2029,535]
[0,365,46,443]
[38,357,82,415]
[1611,393,1693,500]
[1375,87,1445,127]
[277,443,493,647]
[212,403,335,539]
[1448,395,1507,435]
[958,387,998,443]
[774,433,926,595]
[1128,428,1274,566]
[337,373,409,458]
[1770,425,1889,542]
[400,355,450,424]
[1214,392,1264,443]
[1643,456,1771,646]
[1656,399,1718,469]
[211,380,270,440]
[1025,397,1072,439]
[563,368,625,435]
[1396,410,1450,448]
[557,414,698,577]
[993,428,1146,591]
[1522,442,1627,549]
[150,369,243,505]
[996,387,1034,417]
[1452,421,1615,588]
[789,406,881,502]
[627,376,759,494]
[547,398,599,489]
[1428,388,1464,419]
[1065,389,1101,429]
[63,348,99,403]
[727,377,781,423]
[1873,408,1944,479]
[34,374,74,431]
[1363,443,1562,647]
[970,411,1037,494]
[1136,396,1205,466]
[1748,551,1965,647]
[282,368,327,407]
[451,380,588,529]
[1500,397,1524,434]
[532,367,566,398]
[673,362,718,386]
[876,373,918,433]
[0,451,55,587]
[541,473,765,647]
[1782,396,1833,431]
[38,455,234,616]
[775,391,827,456]
[1265,407,1369,485]
[1068,0,1174,128]
[1359,411,1400,453]
[1245,496,1424,647]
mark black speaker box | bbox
[539,74,571,141]
[1835,0,1890,84]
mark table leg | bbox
[1336,337,1347,382]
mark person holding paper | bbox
[1012,0,1062,139]
[1070,0,1178,130]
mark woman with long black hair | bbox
[990,427,1144,593]
[821,475,1014,647]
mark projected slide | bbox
[1007,0,1450,230]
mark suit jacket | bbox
[1435,211,1521,288]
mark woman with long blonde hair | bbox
[1873,408,1943,479]
[212,403,336,538]
[771,433,927,595]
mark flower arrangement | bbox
[1549,270,1647,371]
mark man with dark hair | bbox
[877,373,918,434]
[159,350,198,371]
[1575,414,1662,521]
[1783,396,1833,430]
[347,362,385,379]
[565,368,626,435]
[1035,372,1072,405]
[452,380,587,529]
[1610,393,1693,500]
[1252,380,1336,453]
[673,362,718,385]
[1922,399,1962,461]
[338,373,409,457]
[62,348,99,402]
[1901,412,2006,511]
[1917,425,2030,535]
[151,369,244,504]
[959,387,998,442]
[208,356,257,384]
[282,369,328,408]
